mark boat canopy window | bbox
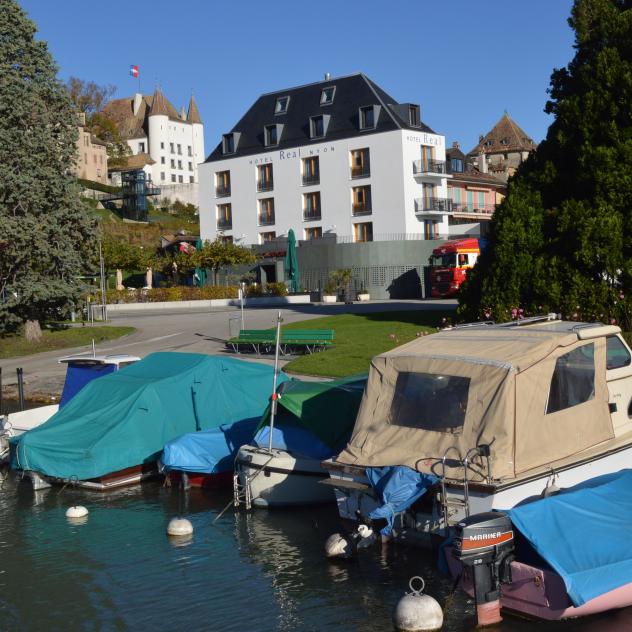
[389,372,469,432]
[606,336,631,370]
[546,343,595,415]
[430,254,457,268]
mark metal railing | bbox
[257,180,274,192]
[217,217,232,229]
[414,197,453,213]
[451,202,496,215]
[413,159,447,175]
[302,174,320,186]
[303,210,322,221]
[215,185,231,197]
[352,203,372,216]
[351,166,370,179]
[257,214,275,226]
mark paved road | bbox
[1,299,455,399]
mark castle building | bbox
[74,112,108,184]
[102,89,204,204]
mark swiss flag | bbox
[129,65,139,78]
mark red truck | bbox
[429,238,480,298]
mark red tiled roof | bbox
[467,113,537,156]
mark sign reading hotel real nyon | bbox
[249,146,335,165]
[405,133,442,146]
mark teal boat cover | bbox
[11,352,279,480]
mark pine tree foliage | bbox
[0,0,97,334]
[459,0,632,328]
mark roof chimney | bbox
[479,134,484,143]
[452,141,460,149]
[479,152,488,173]
[324,72,332,81]
[133,92,143,115]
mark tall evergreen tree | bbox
[0,0,96,340]
[459,0,632,328]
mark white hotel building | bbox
[199,73,453,245]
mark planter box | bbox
[322,295,337,303]
[357,293,370,302]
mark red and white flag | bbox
[129,65,139,78]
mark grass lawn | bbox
[282,310,453,377]
[0,326,135,359]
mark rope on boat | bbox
[57,475,78,495]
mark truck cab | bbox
[429,238,479,298]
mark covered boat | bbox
[236,374,367,507]
[324,316,632,543]
[11,352,278,490]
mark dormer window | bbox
[275,96,290,114]
[223,133,235,154]
[320,86,336,105]
[500,137,509,145]
[409,105,420,127]
[486,139,494,146]
[309,114,330,139]
[264,124,281,147]
[359,105,379,130]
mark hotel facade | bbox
[199,74,455,245]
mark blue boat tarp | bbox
[59,363,116,408]
[11,353,281,480]
[253,424,333,460]
[366,466,438,535]
[162,417,260,474]
[508,469,632,607]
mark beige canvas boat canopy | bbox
[336,322,618,480]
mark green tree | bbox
[66,76,116,116]
[459,0,632,329]
[0,0,97,340]
[102,235,152,288]
[89,113,131,168]
[195,240,256,284]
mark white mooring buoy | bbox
[393,576,443,632]
[65,505,89,519]
[167,517,193,537]
[324,532,352,558]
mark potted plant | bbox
[357,284,370,302]
[322,278,338,303]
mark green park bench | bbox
[227,328,335,355]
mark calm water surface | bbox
[1,473,632,632]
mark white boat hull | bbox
[4,405,59,436]
[237,445,335,507]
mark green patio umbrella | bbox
[284,229,299,293]
[194,238,207,286]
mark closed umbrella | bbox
[284,229,299,293]
[194,238,207,287]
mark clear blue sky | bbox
[20,0,575,156]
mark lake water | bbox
[1,473,631,632]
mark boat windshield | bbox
[389,371,469,432]
[431,254,457,268]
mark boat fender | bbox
[393,576,443,632]
[167,517,193,537]
[324,532,352,558]
[66,506,89,519]
[542,482,560,498]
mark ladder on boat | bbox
[232,451,275,511]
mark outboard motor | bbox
[453,511,514,626]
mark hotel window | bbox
[216,170,231,197]
[171,174,176,182]
[160,142,165,149]
[188,146,192,156]
[304,226,322,240]
[353,222,373,243]
[303,191,321,220]
[424,183,436,210]
[188,162,193,171]
[161,156,165,164]
[275,96,290,114]
[220,235,233,244]
[190,176,194,183]
[160,172,165,181]
[264,124,279,146]
[302,156,320,185]
[350,148,370,178]
[352,185,372,215]
[177,144,182,155]
[178,160,182,169]
[424,220,439,239]
[170,142,175,153]
[450,158,464,172]
[178,175,183,183]
[217,203,232,229]
[171,159,175,168]
[310,115,325,139]
[359,105,376,129]
[320,86,336,105]
[223,133,235,154]
[258,198,275,226]
[409,105,420,127]
[260,231,276,244]
[421,145,435,171]
[139,142,145,152]
[257,164,274,192]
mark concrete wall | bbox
[296,238,447,300]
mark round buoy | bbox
[324,532,351,558]
[393,577,443,632]
[167,517,193,537]
[66,506,89,519]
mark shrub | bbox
[105,286,240,303]
[266,282,288,297]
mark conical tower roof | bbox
[467,112,536,156]
[149,87,169,117]
[187,94,202,124]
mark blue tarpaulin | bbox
[59,364,116,408]
[253,424,333,460]
[162,417,260,474]
[508,469,632,607]
[366,466,438,535]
